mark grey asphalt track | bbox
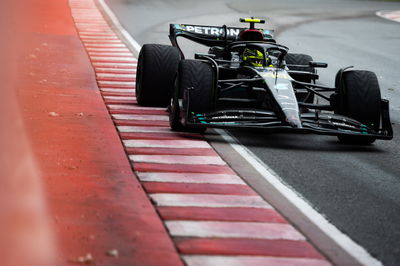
[105,0,400,264]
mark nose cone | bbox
[286,115,302,128]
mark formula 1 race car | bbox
[135,18,393,144]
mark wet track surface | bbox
[106,0,400,264]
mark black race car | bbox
[135,18,393,144]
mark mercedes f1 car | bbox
[135,18,393,144]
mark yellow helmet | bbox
[243,48,264,67]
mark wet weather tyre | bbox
[285,53,315,79]
[136,44,180,107]
[180,60,215,133]
[285,53,315,103]
[337,70,381,144]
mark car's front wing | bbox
[186,100,393,140]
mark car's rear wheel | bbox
[285,53,315,103]
[136,44,180,107]
[336,70,381,144]
[172,59,215,133]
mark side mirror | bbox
[309,61,328,68]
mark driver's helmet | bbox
[242,48,265,67]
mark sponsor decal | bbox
[262,72,292,80]
[277,95,291,100]
[274,83,289,90]
[332,121,356,129]
[213,115,240,119]
[181,25,240,37]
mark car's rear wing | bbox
[169,23,274,54]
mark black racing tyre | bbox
[285,53,315,78]
[179,59,215,133]
[136,44,180,107]
[285,53,315,103]
[336,70,381,144]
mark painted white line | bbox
[101,88,135,93]
[78,30,114,34]
[214,129,382,266]
[117,126,170,133]
[80,35,118,40]
[150,194,272,208]
[87,47,130,52]
[90,56,137,62]
[84,43,126,47]
[137,172,245,185]
[97,73,136,79]
[123,139,211,148]
[89,52,133,57]
[74,18,106,21]
[166,221,305,240]
[82,39,122,43]
[95,67,135,73]
[104,96,136,101]
[101,87,135,91]
[129,155,226,165]
[97,0,142,55]
[109,105,163,111]
[92,62,137,67]
[79,31,115,36]
[98,81,135,86]
[113,114,167,121]
[76,23,109,27]
[72,13,103,16]
[182,256,332,266]
[75,22,109,26]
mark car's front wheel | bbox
[335,70,381,144]
[169,59,215,133]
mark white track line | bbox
[104,96,136,101]
[84,43,126,48]
[89,52,133,56]
[95,67,135,73]
[92,62,137,67]
[97,73,136,78]
[87,48,130,52]
[82,39,122,43]
[165,221,305,240]
[182,256,331,266]
[97,0,142,56]
[112,114,167,121]
[129,155,226,165]
[123,139,211,148]
[98,81,135,86]
[109,105,164,111]
[117,126,172,133]
[149,194,272,208]
[137,172,245,185]
[101,88,135,93]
